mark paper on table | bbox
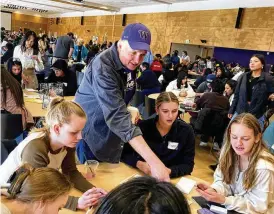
[24,98,42,104]
[187,199,193,205]
[25,88,38,92]
[25,94,40,99]
[176,177,197,194]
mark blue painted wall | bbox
[213,47,274,68]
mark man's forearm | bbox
[129,135,163,166]
[68,48,74,58]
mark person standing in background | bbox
[228,54,274,129]
[181,51,190,63]
[73,38,88,62]
[53,32,74,63]
[13,31,44,72]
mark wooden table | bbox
[59,162,206,214]
[23,90,74,117]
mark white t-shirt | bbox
[181,55,190,63]
[166,79,195,97]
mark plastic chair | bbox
[145,95,156,117]
[1,141,9,164]
[1,114,23,140]
[130,90,144,107]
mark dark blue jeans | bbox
[76,139,99,164]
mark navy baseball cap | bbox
[206,74,216,83]
[121,23,151,51]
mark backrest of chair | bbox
[131,90,145,107]
[1,141,9,164]
[145,96,156,117]
[1,114,23,140]
[195,108,229,135]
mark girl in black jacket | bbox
[121,92,195,178]
[228,54,274,129]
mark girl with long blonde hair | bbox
[0,97,107,211]
[196,113,274,213]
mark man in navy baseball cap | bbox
[75,22,171,182]
[117,23,151,70]
[121,23,151,52]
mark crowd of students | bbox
[1,25,274,214]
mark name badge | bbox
[168,141,179,150]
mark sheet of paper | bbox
[187,199,193,205]
[25,88,38,92]
[25,94,40,99]
[176,177,197,194]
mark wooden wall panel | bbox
[241,7,273,29]
[217,9,238,27]
[12,13,48,34]
[213,28,237,48]
[267,8,274,28]
[46,7,274,53]
[235,28,274,50]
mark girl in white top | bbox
[13,31,44,89]
[180,51,190,63]
[13,31,44,72]
[166,71,195,98]
[197,113,274,214]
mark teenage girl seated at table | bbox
[94,176,191,214]
[7,58,22,84]
[0,97,107,211]
[1,65,34,131]
[196,113,274,214]
[166,71,196,98]
[122,92,195,178]
[45,59,77,96]
[1,164,73,214]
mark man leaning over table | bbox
[74,23,170,181]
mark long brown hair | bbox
[219,113,274,190]
[1,65,24,108]
[156,92,179,109]
[7,164,73,203]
